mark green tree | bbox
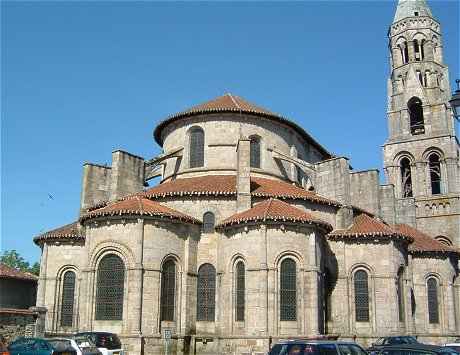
[0,249,39,275]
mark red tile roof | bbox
[394,224,459,254]
[80,196,200,225]
[329,214,412,241]
[34,221,84,245]
[0,263,38,282]
[136,175,341,207]
[217,198,332,231]
[153,93,332,158]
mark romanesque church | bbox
[33,0,460,354]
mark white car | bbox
[74,333,124,355]
[46,337,101,355]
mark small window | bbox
[400,157,413,198]
[280,258,296,321]
[354,270,369,322]
[160,259,176,321]
[189,127,204,168]
[60,271,76,327]
[428,153,442,195]
[197,264,216,321]
[203,212,215,233]
[235,261,245,321]
[250,136,261,168]
[427,277,439,324]
[414,12,419,16]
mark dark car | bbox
[377,344,458,355]
[269,340,369,355]
[368,337,419,355]
[73,333,123,355]
[8,338,77,355]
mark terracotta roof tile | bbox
[0,263,38,281]
[33,221,84,245]
[394,224,459,254]
[153,94,332,158]
[80,196,200,225]
[137,175,341,207]
[329,214,411,241]
[217,198,332,231]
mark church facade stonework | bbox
[34,1,460,354]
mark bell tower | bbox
[383,0,460,246]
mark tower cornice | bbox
[389,16,440,37]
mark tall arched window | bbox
[408,97,425,135]
[160,259,176,321]
[95,254,125,320]
[203,212,215,233]
[235,261,245,321]
[197,264,216,321]
[397,268,405,322]
[354,270,369,322]
[427,277,439,324]
[60,270,76,327]
[428,153,442,195]
[189,127,204,168]
[400,157,413,198]
[280,258,296,321]
[250,136,261,168]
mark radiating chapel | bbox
[34,1,460,354]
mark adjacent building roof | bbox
[394,224,459,254]
[217,198,332,231]
[137,175,341,207]
[393,0,433,23]
[80,196,200,225]
[153,93,332,159]
[33,221,85,246]
[328,214,412,241]
[0,263,38,282]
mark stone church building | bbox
[34,1,460,354]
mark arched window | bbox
[95,254,125,320]
[280,258,296,321]
[428,153,442,195]
[400,157,413,198]
[235,261,245,321]
[250,136,261,168]
[60,271,76,327]
[414,39,421,61]
[408,97,425,135]
[203,212,215,233]
[354,270,369,322]
[397,268,405,322]
[189,127,204,168]
[197,264,216,321]
[160,259,176,321]
[435,236,453,246]
[427,277,439,324]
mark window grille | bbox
[203,212,215,233]
[428,153,442,195]
[189,128,204,168]
[400,158,413,198]
[354,270,369,322]
[427,278,439,324]
[95,254,125,320]
[397,268,405,322]
[197,264,216,321]
[235,261,245,321]
[250,136,261,168]
[160,259,176,321]
[280,258,296,321]
[60,271,76,327]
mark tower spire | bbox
[393,0,433,23]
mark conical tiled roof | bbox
[34,221,84,245]
[153,93,332,158]
[80,196,200,225]
[393,0,433,23]
[217,198,332,231]
[328,214,411,241]
[394,224,459,254]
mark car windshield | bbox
[47,339,72,351]
[269,343,338,355]
[387,337,418,345]
[83,334,121,350]
[74,336,95,349]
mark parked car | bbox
[8,337,77,355]
[367,336,419,355]
[444,344,460,353]
[0,335,9,355]
[268,340,368,355]
[46,338,101,355]
[376,344,458,355]
[73,333,123,355]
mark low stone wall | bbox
[0,308,37,344]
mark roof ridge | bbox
[263,198,274,220]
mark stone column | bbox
[305,231,320,335]
[414,162,426,197]
[445,158,458,194]
[128,219,144,335]
[446,281,456,332]
[236,137,251,212]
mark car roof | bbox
[274,340,358,345]
[75,332,116,336]
[378,344,450,352]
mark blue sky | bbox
[2,1,459,264]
